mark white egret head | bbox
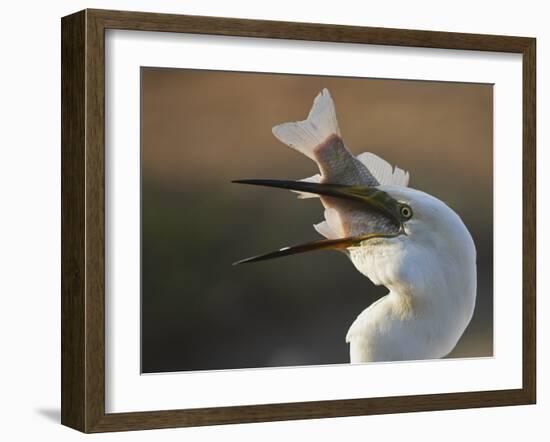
[232,179,473,268]
[345,185,476,295]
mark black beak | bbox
[232,179,404,265]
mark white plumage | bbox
[345,185,476,361]
[269,89,477,363]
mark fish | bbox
[233,88,411,265]
[271,89,409,240]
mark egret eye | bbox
[400,205,413,220]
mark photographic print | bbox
[61,11,535,431]
[141,68,493,373]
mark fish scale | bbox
[312,134,398,237]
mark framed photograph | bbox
[61,9,536,433]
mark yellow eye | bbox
[400,205,413,220]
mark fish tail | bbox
[272,88,340,161]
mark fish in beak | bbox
[232,179,408,265]
[232,89,411,265]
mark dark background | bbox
[141,68,493,373]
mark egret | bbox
[234,89,477,363]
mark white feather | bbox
[356,152,410,187]
[345,186,477,362]
[272,88,340,160]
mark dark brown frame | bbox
[61,8,536,433]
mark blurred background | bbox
[141,68,493,373]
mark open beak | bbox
[232,179,403,265]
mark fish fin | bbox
[323,208,345,237]
[293,174,321,199]
[356,152,410,187]
[313,220,338,239]
[272,88,340,161]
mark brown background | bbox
[141,68,493,373]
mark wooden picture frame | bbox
[61,8,536,433]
